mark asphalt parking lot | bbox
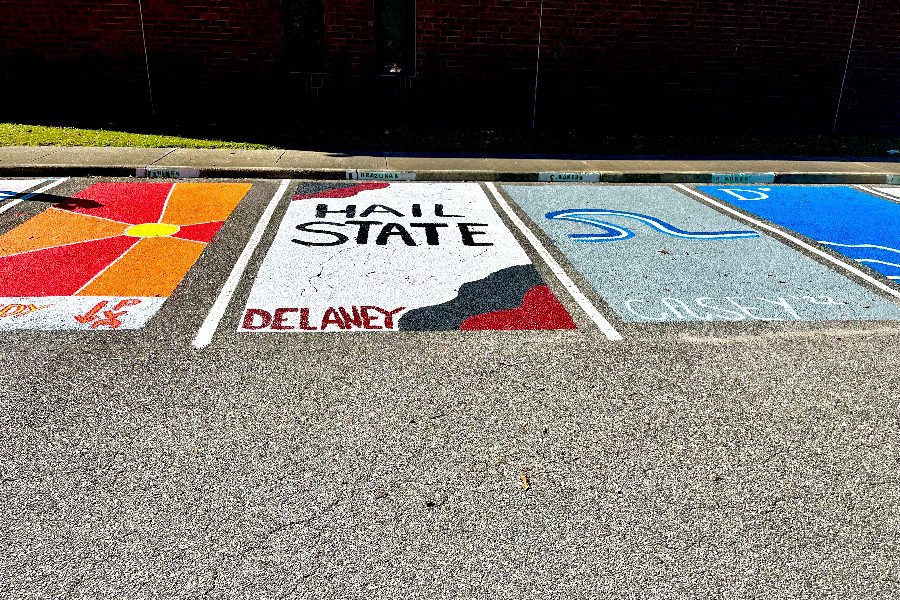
[2,177,899,598]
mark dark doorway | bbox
[374,0,415,76]
[282,0,327,73]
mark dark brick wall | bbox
[533,0,859,131]
[1,0,897,133]
[1,0,148,112]
[0,0,285,119]
[140,0,284,116]
[415,0,545,124]
[836,0,900,134]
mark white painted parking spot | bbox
[237,182,577,332]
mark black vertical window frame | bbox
[374,0,415,76]
[281,0,327,73]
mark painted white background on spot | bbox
[240,183,533,331]
[0,297,165,330]
[0,178,68,214]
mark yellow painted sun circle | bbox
[125,223,180,238]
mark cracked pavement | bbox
[2,331,900,598]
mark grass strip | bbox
[2,122,900,157]
[0,123,274,149]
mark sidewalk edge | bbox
[0,165,894,184]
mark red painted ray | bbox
[172,221,222,243]
[461,285,577,331]
[0,236,138,297]
[62,182,173,225]
[292,182,390,201]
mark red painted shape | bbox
[292,182,390,201]
[65,182,173,224]
[0,236,138,297]
[74,301,108,323]
[460,285,578,331]
[90,309,128,329]
[243,309,272,329]
[172,221,222,243]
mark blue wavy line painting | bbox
[818,242,900,280]
[544,209,759,242]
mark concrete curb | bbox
[0,165,897,184]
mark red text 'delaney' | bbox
[242,306,405,331]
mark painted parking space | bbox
[0,178,49,200]
[0,181,251,329]
[238,182,576,332]
[698,186,900,282]
[502,185,900,323]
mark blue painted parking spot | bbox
[697,186,900,281]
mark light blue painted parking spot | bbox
[502,185,900,323]
[698,186,900,282]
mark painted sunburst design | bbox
[0,182,251,298]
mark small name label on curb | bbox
[136,168,201,179]
[538,173,600,183]
[346,170,416,181]
[711,173,776,184]
[887,175,899,184]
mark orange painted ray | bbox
[77,237,206,297]
[161,183,252,226]
[0,209,129,258]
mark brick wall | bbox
[408,0,874,131]
[0,0,148,114]
[533,0,859,131]
[1,0,897,133]
[415,0,546,124]
[140,1,284,116]
[836,0,900,134]
[0,0,285,119]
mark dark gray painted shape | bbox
[292,181,361,196]
[398,265,543,331]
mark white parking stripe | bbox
[0,178,69,213]
[192,179,291,349]
[854,184,900,203]
[485,182,623,340]
[677,184,900,301]
[156,183,177,223]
